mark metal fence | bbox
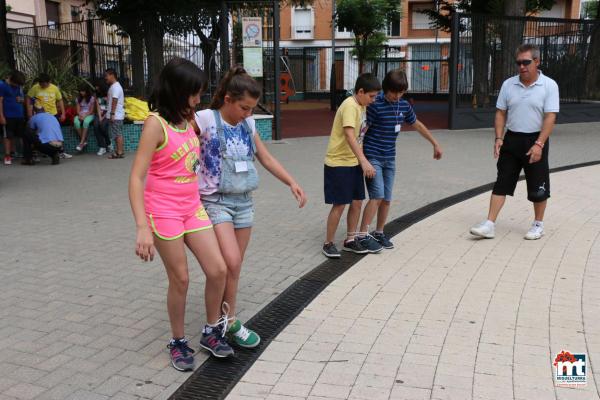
[453,14,600,107]
[277,43,448,100]
[9,5,276,108]
[449,13,600,128]
[12,19,134,87]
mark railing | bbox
[450,13,600,107]
[279,44,447,97]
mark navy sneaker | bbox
[357,234,383,253]
[167,338,195,371]
[371,231,394,249]
[342,239,369,254]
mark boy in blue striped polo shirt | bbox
[357,69,443,250]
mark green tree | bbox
[422,0,554,106]
[581,0,599,18]
[165,1,314,87]
[93,0,313,96]
[93,0,188,95]
[92,0,148,96]
[336,0,400,73]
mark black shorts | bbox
[324,165,365,204]
[492,131,550,203]
[2,118,26,139]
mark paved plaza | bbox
[229,164,600,400]
[0,122,599,399]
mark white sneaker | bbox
[524,222,544,240]
[107,144,114,153]
[75,145,83,152]
[59,152,73,159]
[97,147,107,156]
[470,220,495,239]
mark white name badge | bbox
[395,124,401,133]
[235,161,249,172]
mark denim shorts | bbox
[365,158,396,201]
[201,192,254,229]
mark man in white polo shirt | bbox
[470,44,559,240]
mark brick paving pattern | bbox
[229,165,600,400]
[0,122,598,399]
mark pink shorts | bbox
[147,204,213,240]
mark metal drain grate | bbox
[169,160,600,400]
[169,255,363,400]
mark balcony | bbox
[292,25,314,40]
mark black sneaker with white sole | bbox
[342,239,369,254]
[322,242,341,258]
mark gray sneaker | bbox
[343,239,369,254]
[200,323,234,358]
[357,234,383,253]
[322,242,341,258]
[167,338,195,371]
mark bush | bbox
[14,49,92,104]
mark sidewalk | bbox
[227,165,600,400]
[0,122,598,400]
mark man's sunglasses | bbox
[515,59,534,66]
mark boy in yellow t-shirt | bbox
[26,73,65,122]
[323,73,381,258]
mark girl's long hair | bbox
[210,66,262,110]
[77,84,93,104]
[148,58,207,124]
[94,79,108,98]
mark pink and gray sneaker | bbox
[167,337,195,371]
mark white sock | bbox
[534,220,544,227]
[485,220,495,227]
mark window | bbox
[411,3,434,30]
[539,2,565,18]
[71,6,82,22]
[45,0,60,28]
[293,8,313,38]
[388,15,401,36]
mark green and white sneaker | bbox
[228,319,261,348]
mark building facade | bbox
[6,0,93,31]
[276,0,591,94]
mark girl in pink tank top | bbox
[129,58,234,371]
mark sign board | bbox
[242,17,262,47]
[243,47,263,77]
